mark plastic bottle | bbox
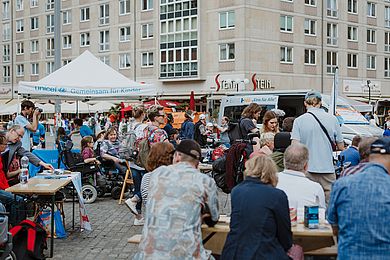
[19,156,29,186]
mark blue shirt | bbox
[179,120,194,140]
[14,115,31,151]
[327,163,390,259]
[32,123,45,144]
[291,107,343,173]
[384,129,390,137]
[339,146,360,166]
[79,125,93,138]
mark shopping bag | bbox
[37,209,67,239]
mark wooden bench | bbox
[305,245,338,256]
[128,234,142,244]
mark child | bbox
[81,136,100,164]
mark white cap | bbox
[199,114,206,120]
[206,122,213,127]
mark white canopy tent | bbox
[18,51,157,100]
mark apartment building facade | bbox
[1,0,390,101]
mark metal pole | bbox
[133,0,137,81]
[367,80,371,106]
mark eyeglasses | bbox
[13,130,23,139]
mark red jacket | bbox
[0,156,9,190]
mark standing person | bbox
[179,110,195,140]
[14,100,41,151]
[221,155,293,259]
[6,113,17,130]
[291,91,344,204]
[163,113,174,136]
[194,114,207,147]
[134,140,219,260]
[339,135,361,166]
[327,137,390,259]
[70,118,93,138]
[261,110,279,134]
[31,122,46,149]
[235,103,262,153]
[118,117,128,135]
[214,116,230,146]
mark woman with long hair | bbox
[222,155,293,259]
[261,110,279,134]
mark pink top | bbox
[82,147,95,160]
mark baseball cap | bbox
[305,91,322,100]
[370,137,390,154]
[199,114,206,120]
[175,139,202,161]
[206,122,213,127]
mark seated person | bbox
[221,155,293,259]
[206,122,218,143]
[56,127,71,152]
[93,130,106,151]
[276,144,326,209]
[271,132,292,172]
[168,129,179,149]
[100,128,127,175]
[250,132,275,158]
[81,136,100,165]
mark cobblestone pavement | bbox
[52,192,231,260]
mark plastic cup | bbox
[289,201,298,227]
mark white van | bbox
[217,90,383,142]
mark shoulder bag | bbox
[308,112,337,151]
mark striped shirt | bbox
[140,172,151,206]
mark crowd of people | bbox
[1,91,390,259]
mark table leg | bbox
[72,184,75,230]
[50,194,55,258]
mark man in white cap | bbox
[194,114,207,147]
[291,91,344,205]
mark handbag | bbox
[308,112,337,151]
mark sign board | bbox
[251,73,274,91]
[212,74,248,93]
[221,95,279,107]
[343,79,381,95]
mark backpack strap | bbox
[9,225,22,236]
[27,228,37,253]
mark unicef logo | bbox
[58,87,66,93]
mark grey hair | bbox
[284,143,309,171]
[260,132,275,147]
[9,124,22,131]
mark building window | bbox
[31,63,39,75]
[119,53,131,69]
[119,0,130,15]
[80,32,90,47]
[3,66,10,83]
[63,35,71,49]
[385,57,390,78]
[326,51,337,73]
[100,56,110,66]
[141,23,153,39]
[327,23,338,45]
[219,43,235,61]
[2,1,10,20]
[141,0,153,11]
[31,17,39,30]
[347,26,358,41]
[99,30,109,51]
[219,11,235,29]
[280,46,293,63]
[99,4,109,25]
[46,15,54,33]
[3,45,10,62]
[63,59,71,65]
[280,15,293,32]
[367,2,376,17]
[16,0,23,11]
[385,6,390,28]
[347,0,357,14]
[46,61,54,74]
[304,49,316,65]
[119,26,130,42]
[16,64,24,77]
[141,52,154,67]
[30,40,38,53]
[16,19,24,32]
[367,55,376,70]
[305,0,316,6]
[385,32,390,52]
[304,19,316,36]
[3,23,10,41]
[80,7,90,22]
[367,29,376,44]
[46,0,54,11]
[327,0,338,17]
[30,0,38,8]
[63,10,71,25]
[46,38,54,57]
[347,53,358,68]
[16,42,24,55]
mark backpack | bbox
[10,219,48,260]
[119,123,141,160]
[136,126,158,168]
[212,155,230,193]
[227,119,243,144]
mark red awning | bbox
[143,100,179,108]
[121,105,133,112]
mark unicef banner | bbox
[18,82,156,98]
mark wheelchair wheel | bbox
[111,186,122,200]
[82,185,98,204]
[5,251,17,260]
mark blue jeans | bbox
[0,190,25,226]
[131,168,146,212]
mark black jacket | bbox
[194,121,206,147]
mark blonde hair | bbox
[260,132,275,147]
[244,155,278,187]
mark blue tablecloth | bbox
[29,149,80,177]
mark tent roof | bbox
[18,51,156,99]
